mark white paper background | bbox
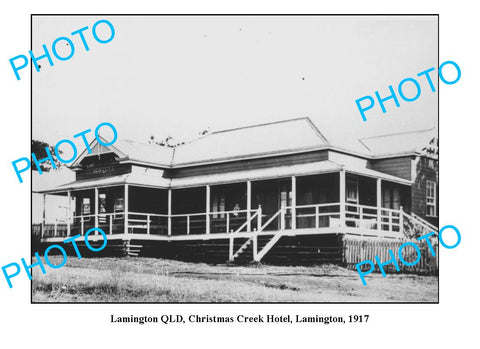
[0,1,477,348]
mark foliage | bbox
[31,140,62,171]
[421,137,438,158]
[148,128,211,148]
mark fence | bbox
[343,236,439,274]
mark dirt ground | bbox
[32,257,438,302]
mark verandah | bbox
[36,171,410,240]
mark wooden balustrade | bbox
[39,202,407,239]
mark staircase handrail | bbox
[410,212,438,231]
[260,207,283,232]
[232,210,260,234]
[402,211,438,232]
[232,207,284,260]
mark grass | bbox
[32,256,438,302]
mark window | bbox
[211,192,225,219]
[383,189,390,208]
[114,197,124,220]
[392,188,400,210]
[426,180,437,217]
[99,193,107,224]
[346,178,359,203]
[82,197,91,221]
[383,186,400,209]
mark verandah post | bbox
[377,178,382,232]
[253,205,262,262]
[339,170,346,227]
[42,193,46,238]
[67,190,71,236]
[206,185,211,234]
[147,214,150,235]
[257,205,262,231]
[124,184,129,235]
[229,237,234,261]
[167,189,172,236]
[399,206,404,235]
[291,176,296,229]
[94,187,99,235]
[247,181,252,232]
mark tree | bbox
[421,137,438,158]
[31,140,62,171]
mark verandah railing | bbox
[37,209,263,238]
[36,202,419,239]
[290,203,402,233]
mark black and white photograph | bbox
[2,2,479,348]
[31,15,439,303]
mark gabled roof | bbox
[71,137,174,169]
[114,139,174,166]
[46,171,171,192]
[359,128,437,158]
[71,117,437,170]
[172,117,330,166]
[72,117,330,169]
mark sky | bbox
[32,15,438,152]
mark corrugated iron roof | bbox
[172,117,330,166]
[34,117,432,192]
[170,160,341,188]
[114,139,174,166]
[72,118,436,170]
[359,128,437,158]
[38,171,171,193]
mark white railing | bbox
[345,203,402,233]
[291,203,342,229]
[39,202,408,239]
[170,208,261,235]
[41,212,129,238]
[41,218,69,238]
[75,213,117,236]
[127,212,169,235]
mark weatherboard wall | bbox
[367,156,413,180]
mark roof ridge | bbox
[211,117,312,135]
[358,139,372,152]
[121,139,164,146]
[359,127,436,141]
[303,117,330,144]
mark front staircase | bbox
[232,239,253,264]
[231,234,282,264]
[230,205,439,264]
